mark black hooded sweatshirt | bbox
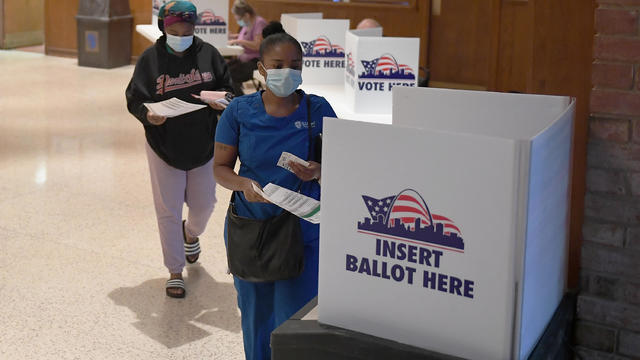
[126,35,233,170]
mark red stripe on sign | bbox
[396,195,429,216]
[391,206,427,217]
[432,214,451,222]
[444,223,461,233]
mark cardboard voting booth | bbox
[344,29,419,114]
[318,87,575,359]
[152,0,228,48]
[281,13,350,85]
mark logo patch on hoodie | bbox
[156,69,213,95]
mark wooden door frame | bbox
[0,0,5,48]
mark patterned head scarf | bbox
[158,1,197,32]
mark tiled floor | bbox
[0,50,244,359]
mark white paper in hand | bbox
[144,97,207,117]
[252,183,320,224]
[192,91,231,107]
[277,152,310,172]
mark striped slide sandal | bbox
[166,278,186,298]
[183,220,201,264]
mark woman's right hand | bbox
[242,178,269,203]
[146,110,167,125]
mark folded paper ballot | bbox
[252,182,320,224]
[144,97,207,117]
[192,91,233,107]
[277,152,310,172]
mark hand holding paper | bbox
[290,161,321,182]
[244,179,269,203]
[192,91,233,109]
[254,183,320,224]
[277,152,320,181]
[146,110,167,125]
[277,152,309,172]
[144,97,207,118]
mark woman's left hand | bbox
[289,161,321,182]
[208,102,226,110]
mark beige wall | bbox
[1,0,44,48]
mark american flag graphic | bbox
[346,52,355,75]
[362,195,395,223]
[197,10,225,25]
[362,191,462,236]
[358,189,465,252]
[312,36,332,54]
[360,54,415,80]
[375,54,398,75]
[432,214,462,237]
[301,36,345,57]
[389,190,433,229]
[398,64,414,76]
[301,41,315,56]
[360,59,379,76]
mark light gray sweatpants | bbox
[145,142,217,274]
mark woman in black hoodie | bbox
[126,1,233,298]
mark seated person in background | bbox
[227,0,267,95]
[356,18,382,32]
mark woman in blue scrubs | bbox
[213,29,336,360]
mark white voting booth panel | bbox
[152,0,228,48]
[344,29,419,114]
[281,13,350,85]
[318,87,575,359]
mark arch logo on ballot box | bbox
[347,188,475,300]
[344,28,419,114]
[281,13,349,85]
[319,86,576,359]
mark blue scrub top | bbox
[215,90,337,243]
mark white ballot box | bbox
[344,29,419,114]
[281,13,350,85]
[318,87,575,359]
[152,0,228,48]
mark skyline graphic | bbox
[301,36,345,58]
[359,53,415,80]
[357,189,464,252]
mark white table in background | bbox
[301,84,392,124]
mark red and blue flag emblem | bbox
[360,53,415,80]
[301,36,345,58]
[346,52,356,76]
[358,189,464,252]
[196,10,226,26]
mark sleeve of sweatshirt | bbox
[211,48,234,93]
[125,52,155,126]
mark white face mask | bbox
[166,34,193,52]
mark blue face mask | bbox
[166,34,193,52]
[265,68,303,97]
[237,18,248,27]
